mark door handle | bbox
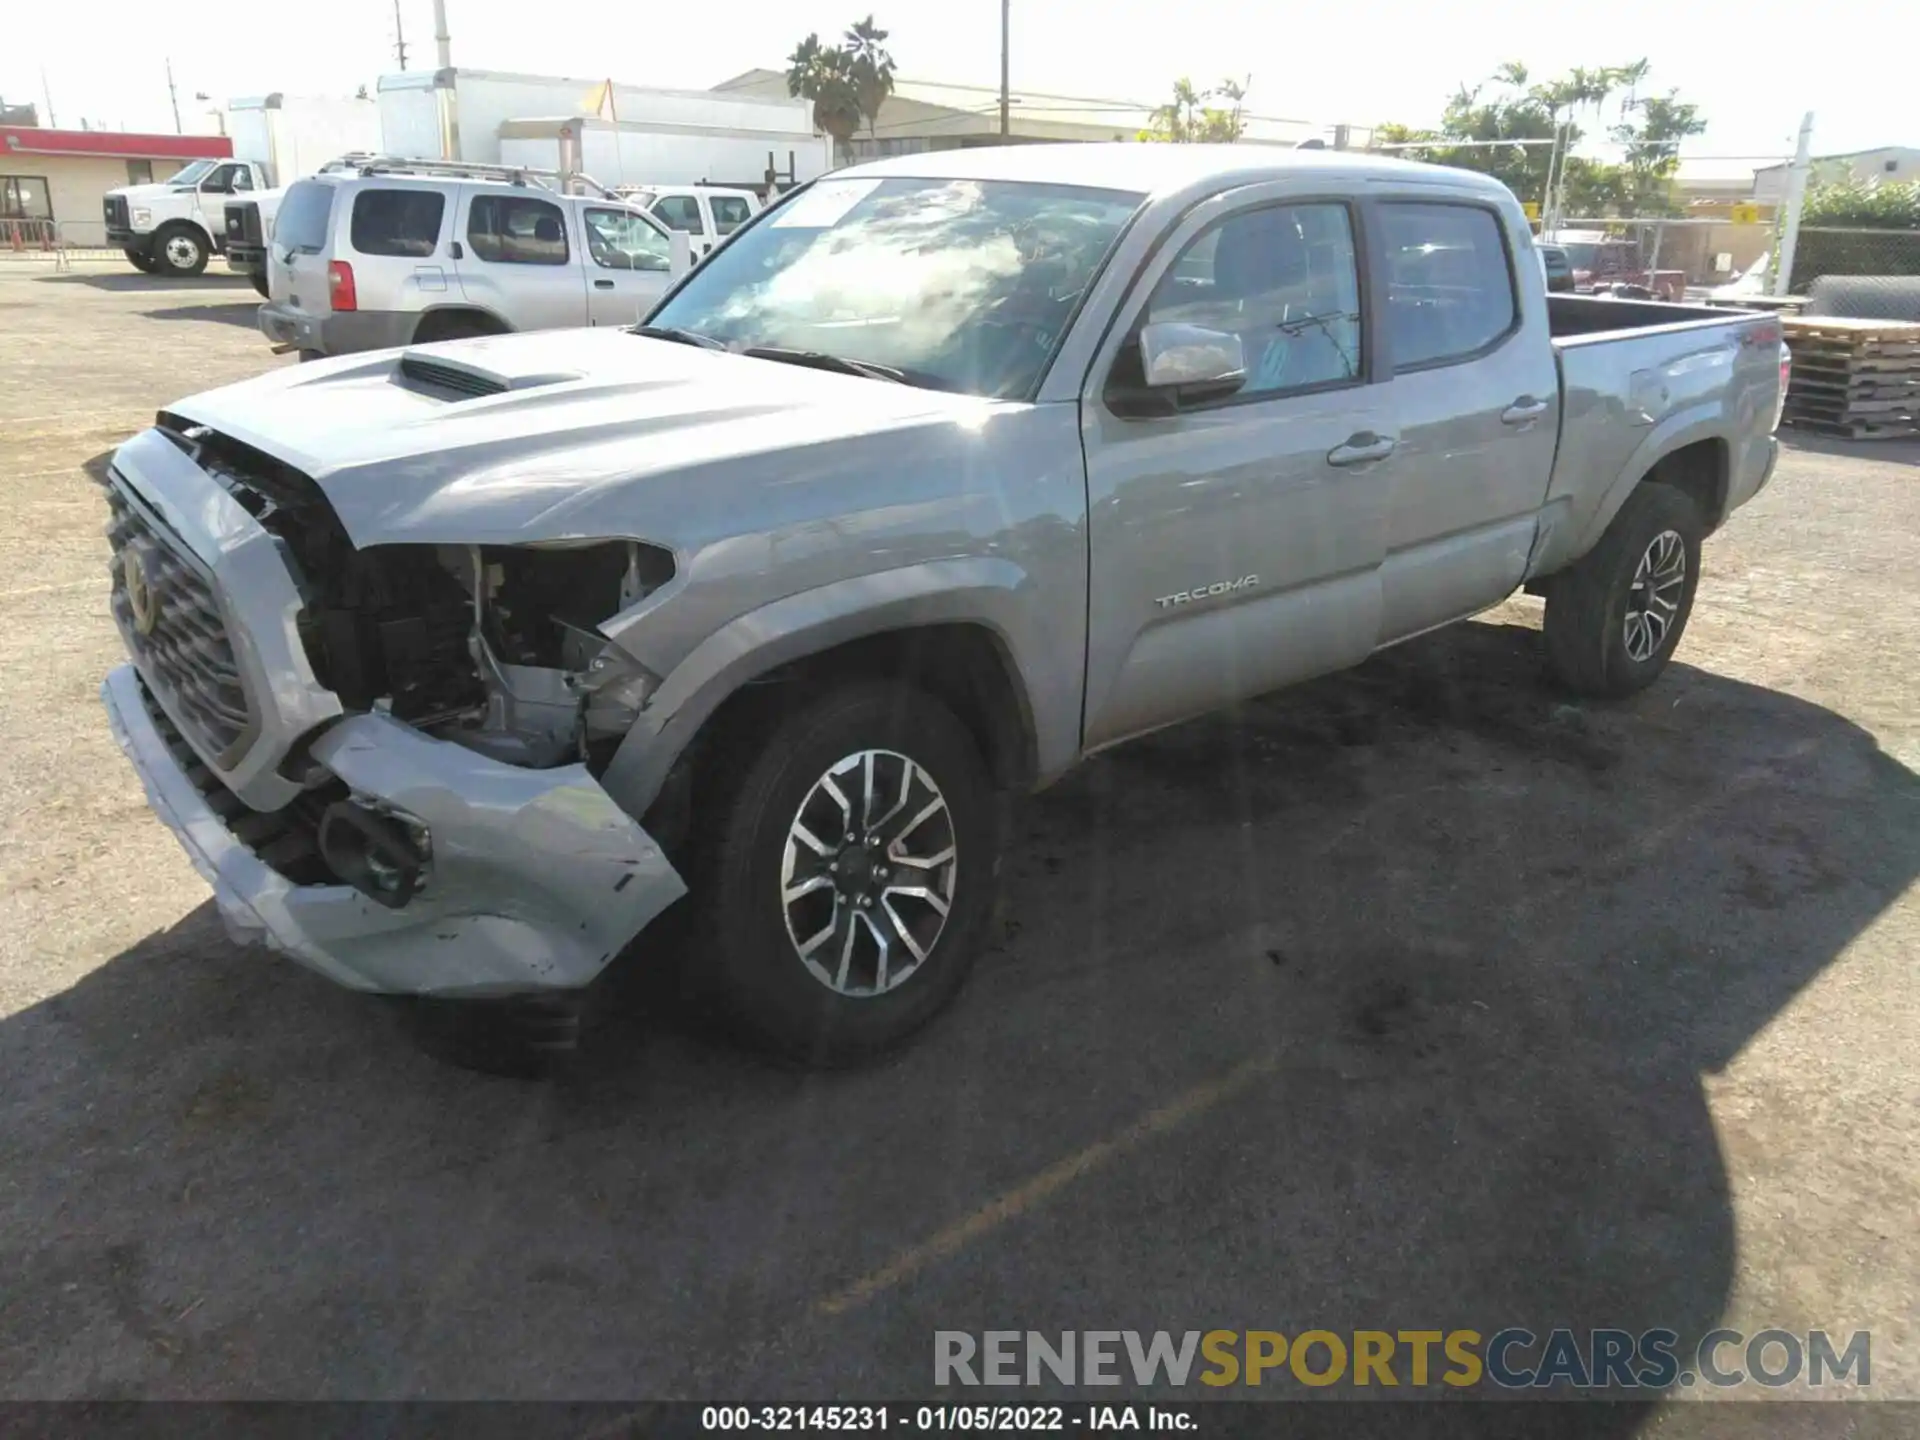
[1326,432,1397,467]
[594,278,615,289]
[1501,396,1550,425]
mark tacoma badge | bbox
[1155,574,1259,610]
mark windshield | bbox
[643,176,1145,398]
[164,160,217,186]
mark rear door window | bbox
[466,194,570,265]
[350,188,446,257]
[709,195,753,234]
[1379,203,1518,369]
[649,194,706,235]
[272,181,336,252]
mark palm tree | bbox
[843,16,896,142]
[786,33,862,155]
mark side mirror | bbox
[1108,322,1247,416]
[669,230,693,279]
[1139,322,1247,393]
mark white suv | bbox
[258,159,683,359]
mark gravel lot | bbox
[1,262,1915,1427]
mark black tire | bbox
[124,247,158,274]
[151,222,209,277]
[685,681,1001,1067]
[249,271,270,299]
[1543,483,1704,698]
[412,310,507,344]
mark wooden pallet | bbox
[1785,395,1916,419]
[1784,414,1920,440]
[1789,354,1920,378]
[1787,374,1920,400]
[1783,316,1920,347]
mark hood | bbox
[168,328,1011,548]
[107,182,197,204]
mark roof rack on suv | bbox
[328,154,618,199]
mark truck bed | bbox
[1530,294,1782,578]
[1547,293,1758,341]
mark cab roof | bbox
[834,142,1514,203]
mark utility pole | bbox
[393,0,409,70]
[433,0,453,70]
[1773,111,1814,298]
[998,0,1010,137]
[41,67,57,128]
[166,58,182,133]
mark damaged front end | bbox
[282,514,675,776]
[100,419,687,997]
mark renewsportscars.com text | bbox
[934,1328,1871,1390]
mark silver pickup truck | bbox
[99,145,1786,1068]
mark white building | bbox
[710,69,1371,161]
[1752,145,1920,202]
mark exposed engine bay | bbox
[171,417,674,772]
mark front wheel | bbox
[685,682,1001,1067]
[124,247,158,274]
[1543,483,1703,698]
[152,224,209,277]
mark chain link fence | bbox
[1550,215,1782,298]
[1790,226,1920,296]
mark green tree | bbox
[1376,59,1704,218]
[786,32,862,151]
[788,18,898,154]
[843,16,897,142]
[1140,76,1250,143]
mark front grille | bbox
[106,478,252,763]
[225,201,262,246]
[104,195,129,229]
[398,355,509,400]
[133,675,342,885]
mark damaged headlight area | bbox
[287,529,674,771]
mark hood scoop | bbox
[393,352,586,402]
[395,354,513,400]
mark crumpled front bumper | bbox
[102,664,687,997]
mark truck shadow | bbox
[140,301,262,330]
[40,271,255,293]
[6,619,1915,1418]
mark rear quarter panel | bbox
[1530,312,1781,576]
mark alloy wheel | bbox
[780,749,958,997]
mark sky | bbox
[5,0,1911,165]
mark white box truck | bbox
[103,93,381,278]
[376,69,830,185]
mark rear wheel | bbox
[684,681,1001,1067]
[412,310,508,344]
[124,248,158,274]
[152,223,209,277]
[1543,483,1703,698]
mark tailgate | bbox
[265,180,341,313]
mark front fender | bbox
[597,557,1070,820]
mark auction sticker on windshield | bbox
[771,178,884,229]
